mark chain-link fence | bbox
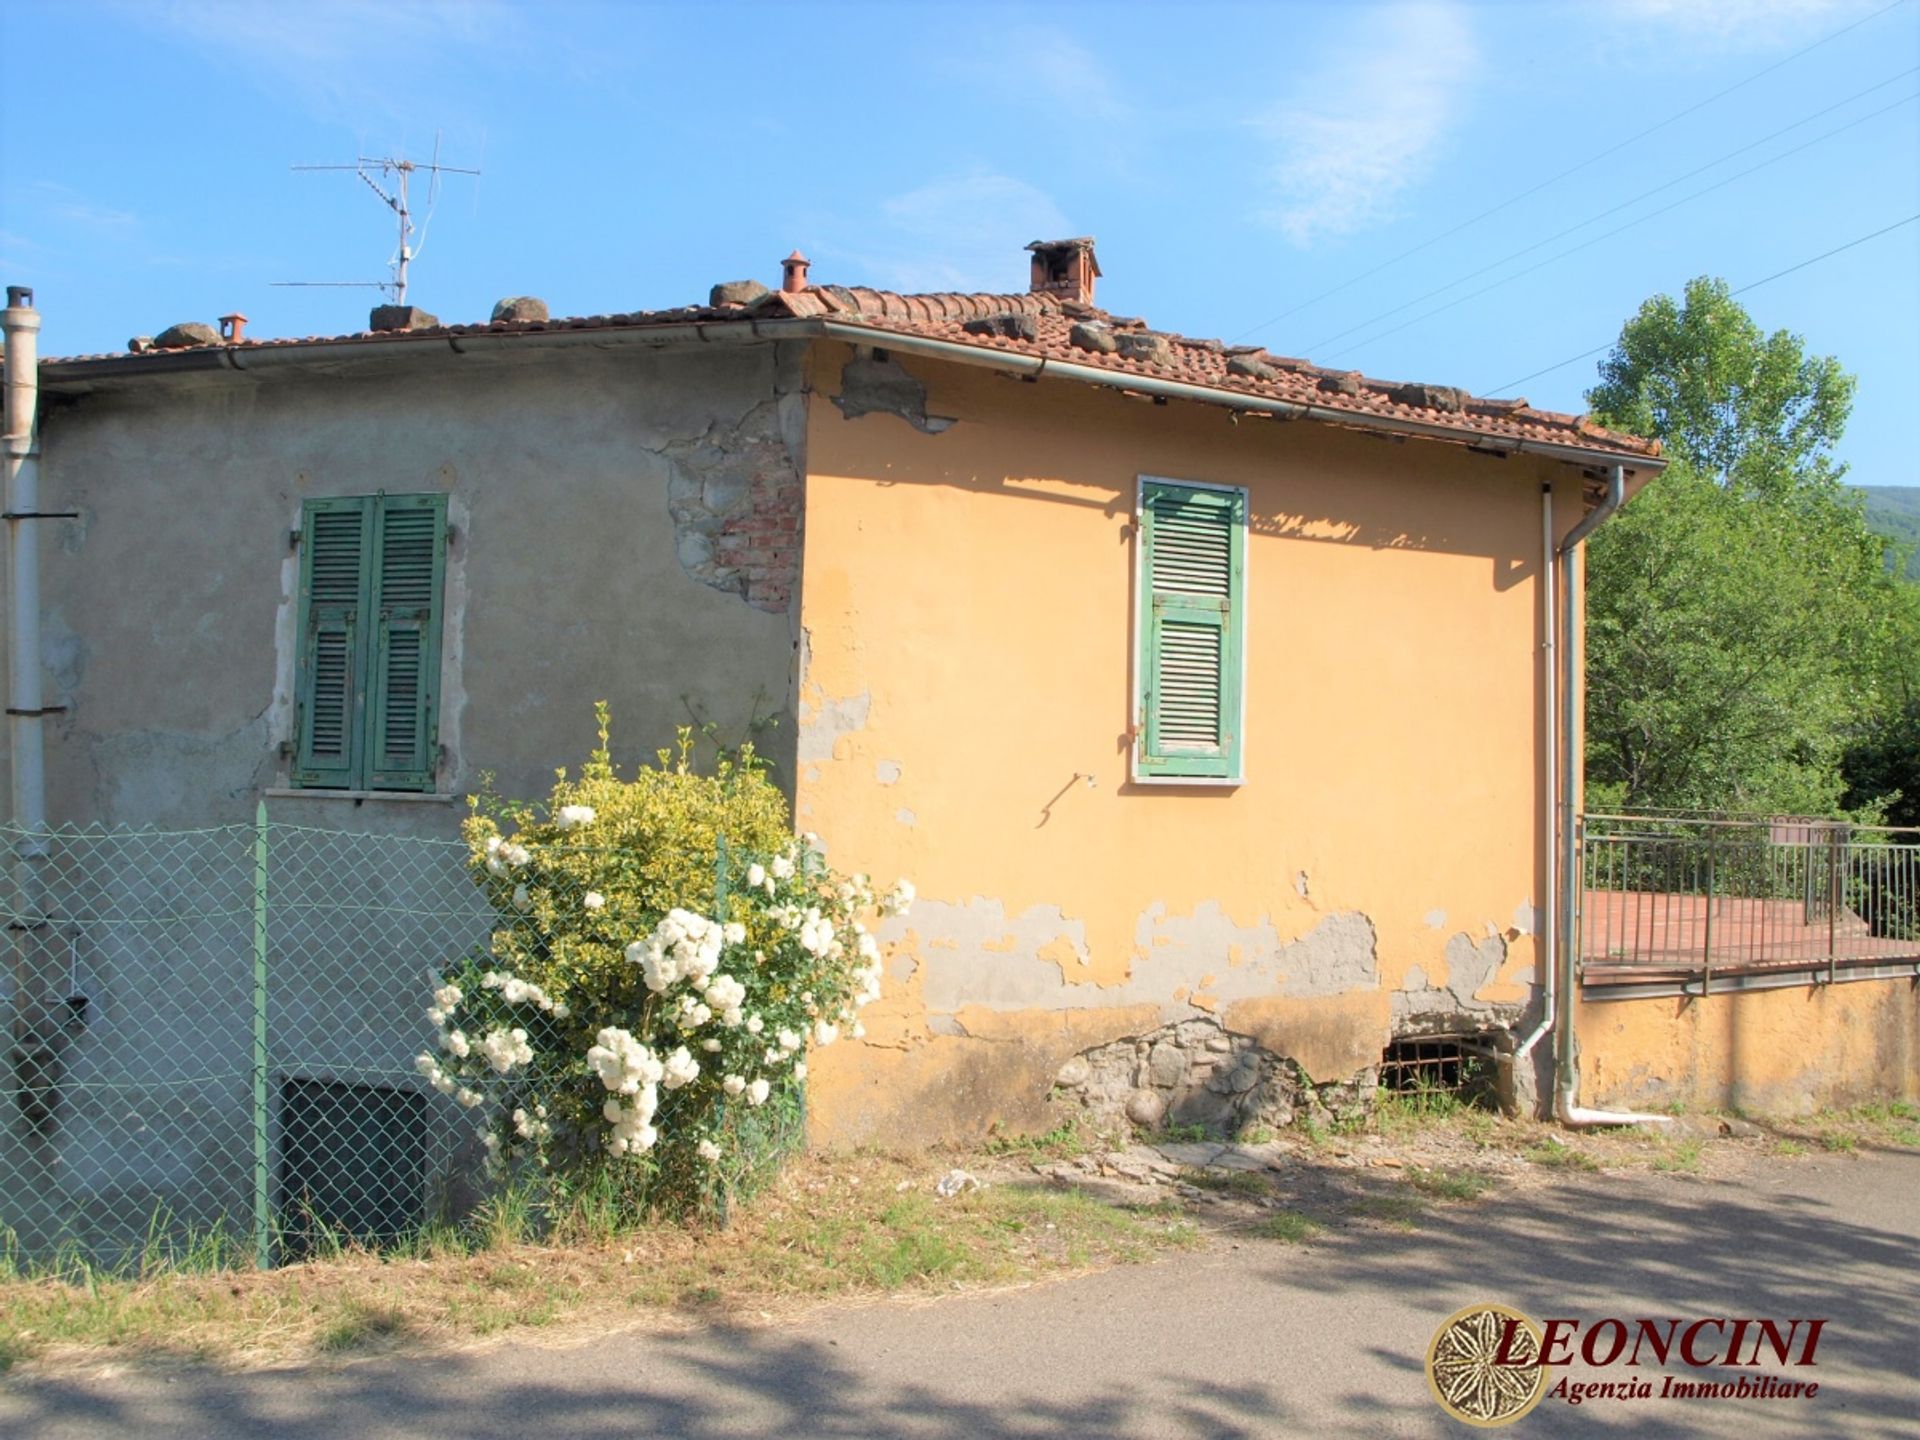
[0,808,540,1272]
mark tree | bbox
[1583,278,1897,817]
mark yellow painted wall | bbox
[1578,979,1919,1116]
[795,343,1594,1145]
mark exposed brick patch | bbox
[665,402,803,614]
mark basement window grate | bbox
[278,1077,430,1259]
[1380,1036,1498,1098]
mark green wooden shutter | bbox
[293,498,373,788]
[363,494,447,791]
[1137,481,1245,780]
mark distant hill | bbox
[1857,486,1920,582]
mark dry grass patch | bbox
[0,1152,1196,1375]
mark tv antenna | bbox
[275,135,480,305]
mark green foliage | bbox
[1590,278,1854,498]
[425,704,904,1220]
[1585,278,1911,816]
[1856,486,1920,582]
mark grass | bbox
[1350,1192,1427,1229]
[1248,1211,1321,1244]
[1651,1138,1704,1174]
[1404,1166,1498,1202]
[1525,1138,1601,1172]
[983,1115,1108,1160]
[1807,1100,1920,1152]
[0,1151,1198,1373]
[1182,1167,1270,1198]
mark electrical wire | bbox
[1228,0,1916,343]
[1316,90,1919,363]
[1298,66,1920,355]
[1482,212,1920,397]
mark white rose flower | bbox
[511,883,531,911]
[697,1138,722,1162]
[771,855,795,881]
[701,1038,722,1052]
[583,891,606,912]
[722,921,746,946]
[746,1015,764,1035]
[555,804,597,831]
[722,1074,746,1096]
[747,1078,771,1106]
[661,1045,700,1090]
[813,1020,840,1048]
[746,863,767,888]
[793,1062,808,1081]
[433,984,463,1009]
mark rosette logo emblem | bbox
[1426,1303,1552,1428]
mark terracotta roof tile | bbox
[40,283,1660,461]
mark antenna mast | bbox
[277,137,480,305]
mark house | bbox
[3,239,1912,1206]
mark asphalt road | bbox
[4,1149,1916,1438]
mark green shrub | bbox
[418,705,911,1218]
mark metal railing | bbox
[1578,813,1920,996]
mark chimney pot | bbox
[781,250,811,294]
[218,313,248,343]
[1025,237,1100,306]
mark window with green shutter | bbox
[292,494,447,792]
[1134,478,1246,782]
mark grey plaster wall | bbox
[0,340,808,1258]
[26,339,806,832]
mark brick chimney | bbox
[1026,237,1100,305]
[781,250,811,294]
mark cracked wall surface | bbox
[795,341,1559,1145]
[29,341,804,828]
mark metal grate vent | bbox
[1380,1036,1498,1098]
[278,1077,430,1258]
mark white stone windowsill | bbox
[263,787,459,805]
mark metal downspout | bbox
[1515,485,1556,1067]
[1552,465,1667,1127]
[4,284,56,1130]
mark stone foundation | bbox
[1051,1017,1377,1137]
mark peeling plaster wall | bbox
[31,341,805,830]
[7,342,809,1224]
[797,342,1573,1146]
[1576,979,1919,1117]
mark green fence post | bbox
[252,800,271,1270]
[715,833,730,914]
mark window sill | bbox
[263,787,459,805]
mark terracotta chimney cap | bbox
[1026,237,1100,305]
[780,250,812,294]
[217,313,249,342]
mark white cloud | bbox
[1254,1,1478,248]
[139,0,516,126]
[1611,0,1876,51]
[816,170,1073,294]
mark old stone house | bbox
[7,238,1908,1209]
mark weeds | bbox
[1404,1166,1498,1202]
[1183,1168,1270,1198]
[1651,1139,1704,1174]
[1249,1211,1321,1243]
[1526,1139,1601,1172]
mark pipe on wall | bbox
[1515,485,1557,1068]
[1551,466,1667,1128]
[3,284,63,1132]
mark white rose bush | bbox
[418,707,909,1217]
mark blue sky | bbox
[3,0,1917,485]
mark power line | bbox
[1315,90,1919,363]
[1298,66,1920,355]
[1482,212,1920,398]
[1228,0,1916,343]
